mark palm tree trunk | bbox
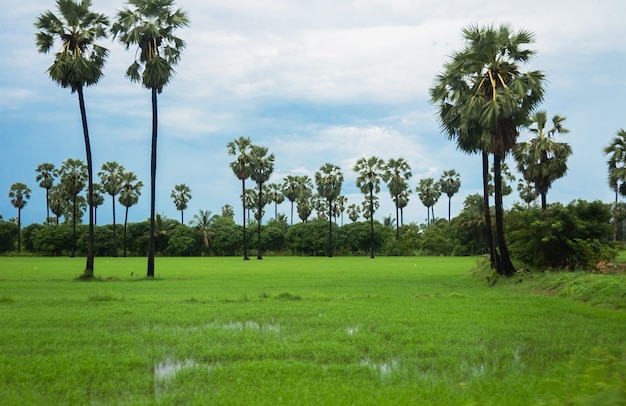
[242,179,249,260]
[77,86,94,274]
[112,196,118,257]
[395,196,400,240]
[123,206,129,258]
[71,194,77,258]
[147,88,158,277]
[482,152,497,269]
[328,199,333,257]
[493,153,515,277]
[369,186,375,258]
[614,188,618,241]
[448,196,452,222]
[290,200,294,226]
[46,188,50,226]
[257,182,263,260]
[17,208,21,253]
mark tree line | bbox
[16,1,624,276]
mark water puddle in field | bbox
[360,357,399,379]
[154,358,198,400]
[220,320,281,334]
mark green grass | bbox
[0,256,624,405]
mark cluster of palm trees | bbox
[429,24,575,276]
[35,0,188,277]
[226,140,465,260]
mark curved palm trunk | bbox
[482,152,497,269]
[147,88,158,277]
[493,153,515,277]
[241,179,249,260]
[77,86,95,274]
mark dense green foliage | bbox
[6,198,619,272]
[0,256,624,405]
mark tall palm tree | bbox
[397,189,411,227]
[347,204,361,222]
[604,129,626,240]
[513,111,572,210]
[267,183,284,220]
[221,204,234,219]
[429,24,545,276]
[191,209,214,255]
[282,175,300,226]
[99,161,124,256]
[171,183,192,223]
[89,183,105,225]
[35,163,56,226]
[439,169,461,222]
[58,158,87,257]
[35,0,109,276]
[354,156,386,258]
[517,179,536,208]
[417,178,441,226]
[9,183,32,253]
[384,158,412,239]
[227,136,253,260]
[118,170,143,257]
[249,145,275,260]
[112,0,189,277]
[315,163,343,257]
[49,184,66,225]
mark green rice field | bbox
[0,256,624,405]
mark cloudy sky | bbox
[1,0,625,228]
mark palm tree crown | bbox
[513,110,572,209]
[35,0,109,92]
[111,0,189,92]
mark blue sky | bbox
[1,0,625,227]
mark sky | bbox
[1,0,625,228]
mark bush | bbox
[507,200,616,270]
[0,221,18,253]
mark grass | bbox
[0,256,624,405]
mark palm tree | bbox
[227,136,253,260]
[517,179,536,208]
[417,178,441,226]
[267,183,284,220]
[35,163,56,226]
[118,170,143,257]
[112,0,189,277]
[429,24,545,277]
[9,183,32,253]
[354,156,386,258]
[249,145,275,260]
[397,189,411,227]
[282,175,300,226]
[191,209,214,255]
[439,169,461,222]
[171,183,192,224]
[297,196,312,223]
[99,161,124,255]
[347,204,361,222]
[315,163,343,257]
[221,204,234,219]
[384,158,412,238]
[49,184,66,225]
[35,0,109,276]
[89,183,105,225]
[604,129,626,240]
[514,111,572,210]
[58,158,87,257]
